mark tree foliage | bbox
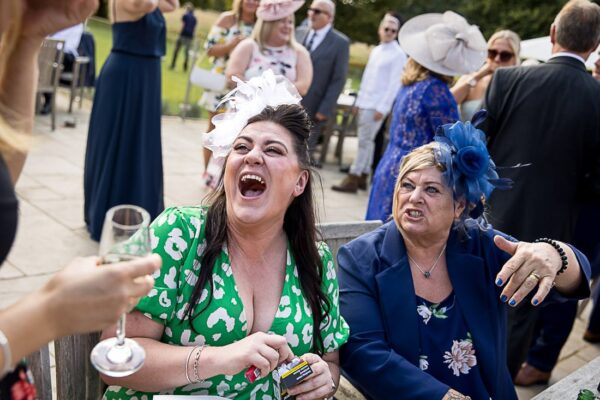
[331,0,599,45]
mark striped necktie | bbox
[304,30,316,51]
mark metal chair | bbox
[60,55,90,113]
[319,92,358,165]
[36,38,65,130]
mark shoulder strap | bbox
[111,0,118,22]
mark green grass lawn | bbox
[87,13,366,118]
[88,16,213,118]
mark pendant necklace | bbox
[407,244,447,278]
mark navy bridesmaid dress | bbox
[84,8,165,241]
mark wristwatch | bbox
[467,77,478,88]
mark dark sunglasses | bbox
[488,49,514,62]
[308,7,329,16]
[384,28,397,34]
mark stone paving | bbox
[0,91,598,399]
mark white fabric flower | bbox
[417,304,433,324]
[443,339,477,376]
[203,70,301,158]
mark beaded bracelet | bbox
[534,237,568,275]
[192,344,206,383]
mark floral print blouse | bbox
[104,206,349,400]
[416,292,489,398]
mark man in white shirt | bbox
[295,0,350,167]
[41,23,84,114]
[332,15,406,193]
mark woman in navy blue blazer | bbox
[338,120,591,400]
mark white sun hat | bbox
[399,11,487,76]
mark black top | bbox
[180,11,197,38]
[482,56,600,242]
[0,155,18,264]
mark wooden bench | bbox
[532,356,600,399]
[26,220,381,399]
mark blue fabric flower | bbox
[433,113,512,219]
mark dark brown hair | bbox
[184,104,330,355]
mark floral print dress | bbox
[104,206,349,400]
[416,292,489,398]
[198,21,254,112]
[244,42,297,82]
[366,77,459,222]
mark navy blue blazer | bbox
[338,221,591,400]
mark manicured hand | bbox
[286,353,334,400]
[493,235,559,307]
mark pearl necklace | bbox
[407,244,447,278]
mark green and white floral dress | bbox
[104,206,349,400]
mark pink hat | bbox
[256,0,305,21]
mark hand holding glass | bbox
[90,205,152,377]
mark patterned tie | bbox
[304,31,316,52]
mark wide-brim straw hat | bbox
[256,0,305,22]
[399,11,487,76]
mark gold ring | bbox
[529,272,541,281]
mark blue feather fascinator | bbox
[433,110,512,219]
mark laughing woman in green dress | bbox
[101,71,349,400]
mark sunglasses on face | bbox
[487,49,514,62]
[308,8,329,16]
[383,28,397,34]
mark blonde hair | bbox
[233,0,257,23]
[251,16,300,51]
[0,0,28,156]
[488,30,521,65]
[401,57,453,86]
[391,143,444,229]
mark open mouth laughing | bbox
[238,173,267,198]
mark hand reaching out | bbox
[493,235,561,307]
[43,254,160,337]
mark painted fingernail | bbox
[495,278,503,286]
[532,299,539,306]
[500,294,507,302]
[509,299,516,306]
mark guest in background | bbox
[451,30,521,122]
[226,0,312,95]
[366,12,486,222]
[40,23,85,115]
[295,0,349,167]
[331,14,406,194]
[0,0,159,390]
[583,47,600,344]
[480,0,600,383]
[199,0,258,188]
[170,2,197,71]
[84,0,177,242]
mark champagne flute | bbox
[90,204,151,377]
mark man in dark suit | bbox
[482,0,600,383]
[295,0,350,166]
